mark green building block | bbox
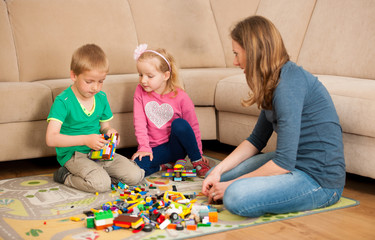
[94,210,113,220]
[86,217,95,228]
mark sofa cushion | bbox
[0,121,55,162]
[318,75,375,139]
[7,0,138,82]
[256,0,316,62]
[181,68,242,106]
[297,0,375,79]
[0,83,52,123]
[216,73,375,139]
[215,74,261,116]
[129,0,226,68]
[0,0,18,82]
[210,0,260,67]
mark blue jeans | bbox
[134,118,201,176]
[210,152,343,218]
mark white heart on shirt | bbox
[145,101,174,129]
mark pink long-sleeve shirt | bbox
[133,84,203,154]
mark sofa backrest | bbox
[297,0,375,79]
[1,0,375,82]
[6,0,138,82]
[256,0,316,62]
[128,0,226,69]
[210,0,260,67]
[0,0,18,82]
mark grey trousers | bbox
[64,151,145,193]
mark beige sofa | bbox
[1,0,374,180]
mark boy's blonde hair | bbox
[138,48,183,96]
[231,16,289,110]
[70,44,109,75]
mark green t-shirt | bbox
[47,86,113,166]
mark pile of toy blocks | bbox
[161,159,197,181]
[81,182,218,233]
[88,133,119,161]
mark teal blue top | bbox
[247,61,346,188]
[47,86,113,166]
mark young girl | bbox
[131,44,210,177]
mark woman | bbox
[202,15,346,217]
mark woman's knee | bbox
[223,180,265,218]
[223,182,245,213]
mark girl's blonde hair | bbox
[71,44,109,75]
[137,48,183,96]
[231,15,289,110]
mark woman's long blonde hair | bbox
[231,16,290,110]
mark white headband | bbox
[133,44,171,72]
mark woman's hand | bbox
[131,151,153,161]
[201,171,221,196]
[207,180,233,204]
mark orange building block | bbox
[186,224,197,230]
[167,223,177,229]
[209,211,218,222]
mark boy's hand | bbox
[85,134,109,150]
[105,129,121,146]
[131,151,153,161]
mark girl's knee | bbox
[171,118,190,133]
[134,158,155,177]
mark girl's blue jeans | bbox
[134,118,201,176]
[209,152,343,218]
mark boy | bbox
[46,44,145,193]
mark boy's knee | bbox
[121,168,145,185]
[86,170,111,193]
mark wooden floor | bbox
[1,140,374,240]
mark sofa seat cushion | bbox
[38,68,243,116]
[216,74,375,139]
[318,75,375,138]
[0,82,52,123]
[215,74,261,116]
[181,68,242,106]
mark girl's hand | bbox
[131,151,153,161]
[201,155,209,164]
[85,134,109,150]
